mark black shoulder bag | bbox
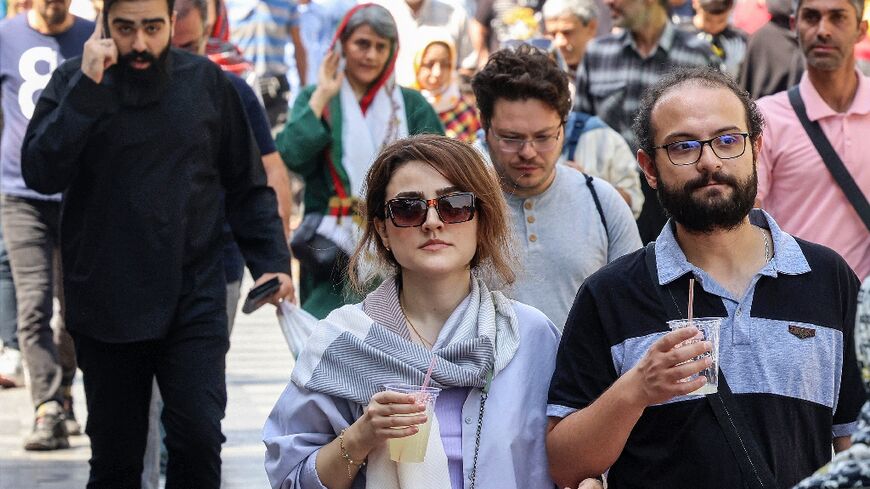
[643,242,778,489]
[787,86,870,232]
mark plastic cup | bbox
[383,383,441,463]
[667,317,721,395]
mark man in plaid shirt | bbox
[574,0,717,243]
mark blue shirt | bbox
[226,0,300,77]
[223,71,277,282]
[0,14,94,200]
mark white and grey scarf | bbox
[291,275,520,405]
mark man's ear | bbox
[753,133,763,155]
[637,149,659,190]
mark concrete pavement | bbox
[0,281,296,489]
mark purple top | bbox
[435,387,470,489]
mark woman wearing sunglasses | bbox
[264,134,559,489]
[277,3,444,320]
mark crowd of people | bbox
[0,0,867,487]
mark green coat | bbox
[277,85,444,318]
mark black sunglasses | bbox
[384,192,477,227]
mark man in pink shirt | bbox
[757,0,869,279]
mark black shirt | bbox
[548,215,864,488]
[22,49,290,342]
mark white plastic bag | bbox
[277,301,318,359]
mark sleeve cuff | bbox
[249,257,292,281]
[833,421,859,438]
[299,450,328,489]
[547,404,578,418]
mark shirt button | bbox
[464,417,473,424]
[524,200,533,210]
[529,234,538,242]
[527,215,536,224]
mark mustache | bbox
[119,50,157,65]
[682,170,739,193]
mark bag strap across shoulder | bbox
[643,243,778,489]
[787,86,870,232]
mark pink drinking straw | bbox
[421,356,437,392]
[688,278,695,324]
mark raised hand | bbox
[82,22,118,84]
[316,49,345,100]
[308,48,345,117]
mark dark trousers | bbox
[0,194,75,406]
[0,209,18,349]
[74,325,229,489]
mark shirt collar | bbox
[621,21,675,56]
[654,209,811,286]
[799,69,870,121]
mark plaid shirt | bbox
[440,98,481,143]
[574,22,718,152]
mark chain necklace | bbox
[399,296,434,349]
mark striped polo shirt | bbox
[548,210,865,488]
[225,0,300,77]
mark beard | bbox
[656,161,757,234]
[40,0,68,26]
[113,45,172,106]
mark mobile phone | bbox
[241,277,281,314]
[333,43,346,73]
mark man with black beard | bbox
[20,0,293,485]
[677,0,748,77]
[546,67,864,489]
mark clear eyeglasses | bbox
[653,132,750,166]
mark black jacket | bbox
[22,49,290,342]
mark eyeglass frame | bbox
[652,132,751,166]
[383,192,477,227]
[488,124,564,153]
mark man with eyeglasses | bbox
[755,0,869,282]
[471,44,641,332]
[546,66,864,489]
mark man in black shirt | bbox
[546,67,864,488]
[21,0,293,485]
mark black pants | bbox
[74,325,229,489]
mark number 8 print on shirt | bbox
[0,13,94,200]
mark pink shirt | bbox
[757,71,870,280]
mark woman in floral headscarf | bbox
[412,38,481,143]
[277,3,444,319]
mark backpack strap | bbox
[787,86,870,232]
[564,111,592,162]
[584,173,608,239]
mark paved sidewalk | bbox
[0,283,296,489]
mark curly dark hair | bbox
[471,44,572,130]
[633,66,764,162]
